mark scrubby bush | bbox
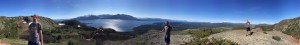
[274,17,300,40]
[0,19,23,39]
[184,38,238,45]
[183,28,238,45]
[258,25,274,31]
[263,31,267,34]
[283,24,300,40]
[210,38,238,45]
[187,28,231,38]
[272,36,281,41]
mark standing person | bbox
[28,14,43,45]
[86,27,106,45]
[246,20,251,36]
[160,21,173,45]
[94,27,106,45]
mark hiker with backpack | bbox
[160,21,173,45]
[246,20,251,36]
[27,14,44,45]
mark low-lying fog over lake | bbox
[78,19,163,32]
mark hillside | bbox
[1,15,300,45]
[0,16,59,30]
[274,17,300,40]
[0,16,63,44]
[0,16,59,38]
[182,16,300,45]
[0,16,161,45]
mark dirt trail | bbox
[146,32,193,45]
[144,31,193,45]
[208,28,300,45]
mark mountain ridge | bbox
[273,16,300,39]
[72,14,187,22]
[73,14,138,20]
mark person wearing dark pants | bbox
[161,21,172,45]
[246,20,251,36]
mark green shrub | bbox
[0,19,22,39]
[263,31,267,34]
[183,28,238,45]
[68,40,73,45]
[184,38,238,45]
[259,26,274,31]
[272,36,281,41]
[210,38,238,45]
[283,26,300,40]
[187,28,231,38]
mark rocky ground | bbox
[145,33,193,45]
[208,28,300,45]
[2,28,299,45]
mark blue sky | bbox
[0,0,300,24]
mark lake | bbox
[78,19,163,32]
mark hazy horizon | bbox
[1,0,300,24]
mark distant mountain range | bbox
[73,14,138,20]
[65,14,257,32]
[72,14,186,22]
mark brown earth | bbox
[208,28,300,45]
[0,40,12,45]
